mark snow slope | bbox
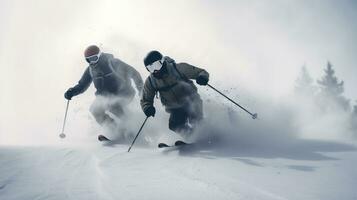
[0,140,356,200]
[1,92,356,200]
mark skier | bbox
[140,50,209,137]
[64,45,143,140]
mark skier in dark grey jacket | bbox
[141,50,209,136]
[65,45,143,133]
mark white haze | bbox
[1,0,356,146]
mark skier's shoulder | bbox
[99,53,118,64]
[78,66,92,83]
[176,62,195,69]
[107,54,132,69]
[102,53,118,64]
[83,66,91,75]
[102,52,114,60]
[164,56,175,64]
[173,62,197,78]
[144,76,156,91]
[176,62,207,76]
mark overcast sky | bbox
[1,0,356,143]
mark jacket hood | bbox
[101,53,114,60]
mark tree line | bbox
[295,61,357,134]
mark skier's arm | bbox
[71,68,92,96]
[176,63,209,81]
[125,63,144,94]
[112,59,144,94]
[140,77,156,112]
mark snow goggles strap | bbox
[146,58,164,73]
[85,52,101,64]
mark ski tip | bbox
[158,141,190,149]
[158,143,170,148]
[174,140,188,146]
[98,135,111,142]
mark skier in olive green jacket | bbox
[141,50,209,136]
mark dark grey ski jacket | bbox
[70,53,143,97]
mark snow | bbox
[1,93,357,200]
[1,87,356,200]
[0,140,356,200]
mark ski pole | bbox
[207,84,258,119]
[128,116,149,152]
[59,100,70,139]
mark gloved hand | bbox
[196,75,209,85]
[144,106,156,117]
[64,88,74,100]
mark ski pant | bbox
[166,95,203,134]
[90,95,132,126]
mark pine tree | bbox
[317,62,344,96]
[295,65,315,96]
[317,61,350,110]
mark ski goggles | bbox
[146,58,164,73]
[85,52,101,64]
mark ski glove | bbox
[64,88,75,100]
[144,106,156,117]
[196,75,209,85]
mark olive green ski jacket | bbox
[141,58,209,112]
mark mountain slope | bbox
[0,141,356,200]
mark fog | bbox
[1,0,356,145]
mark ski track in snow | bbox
[0,143,356,200]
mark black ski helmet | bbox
[84,45,100,57]
[144,50,163,66]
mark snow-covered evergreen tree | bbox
[318,62,344,96]
[317,61,350,111]
[295,65,316,97]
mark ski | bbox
[158,140,189,148]
[174,140,188,146]
[158,143,170,148]
[98,134,111,142]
